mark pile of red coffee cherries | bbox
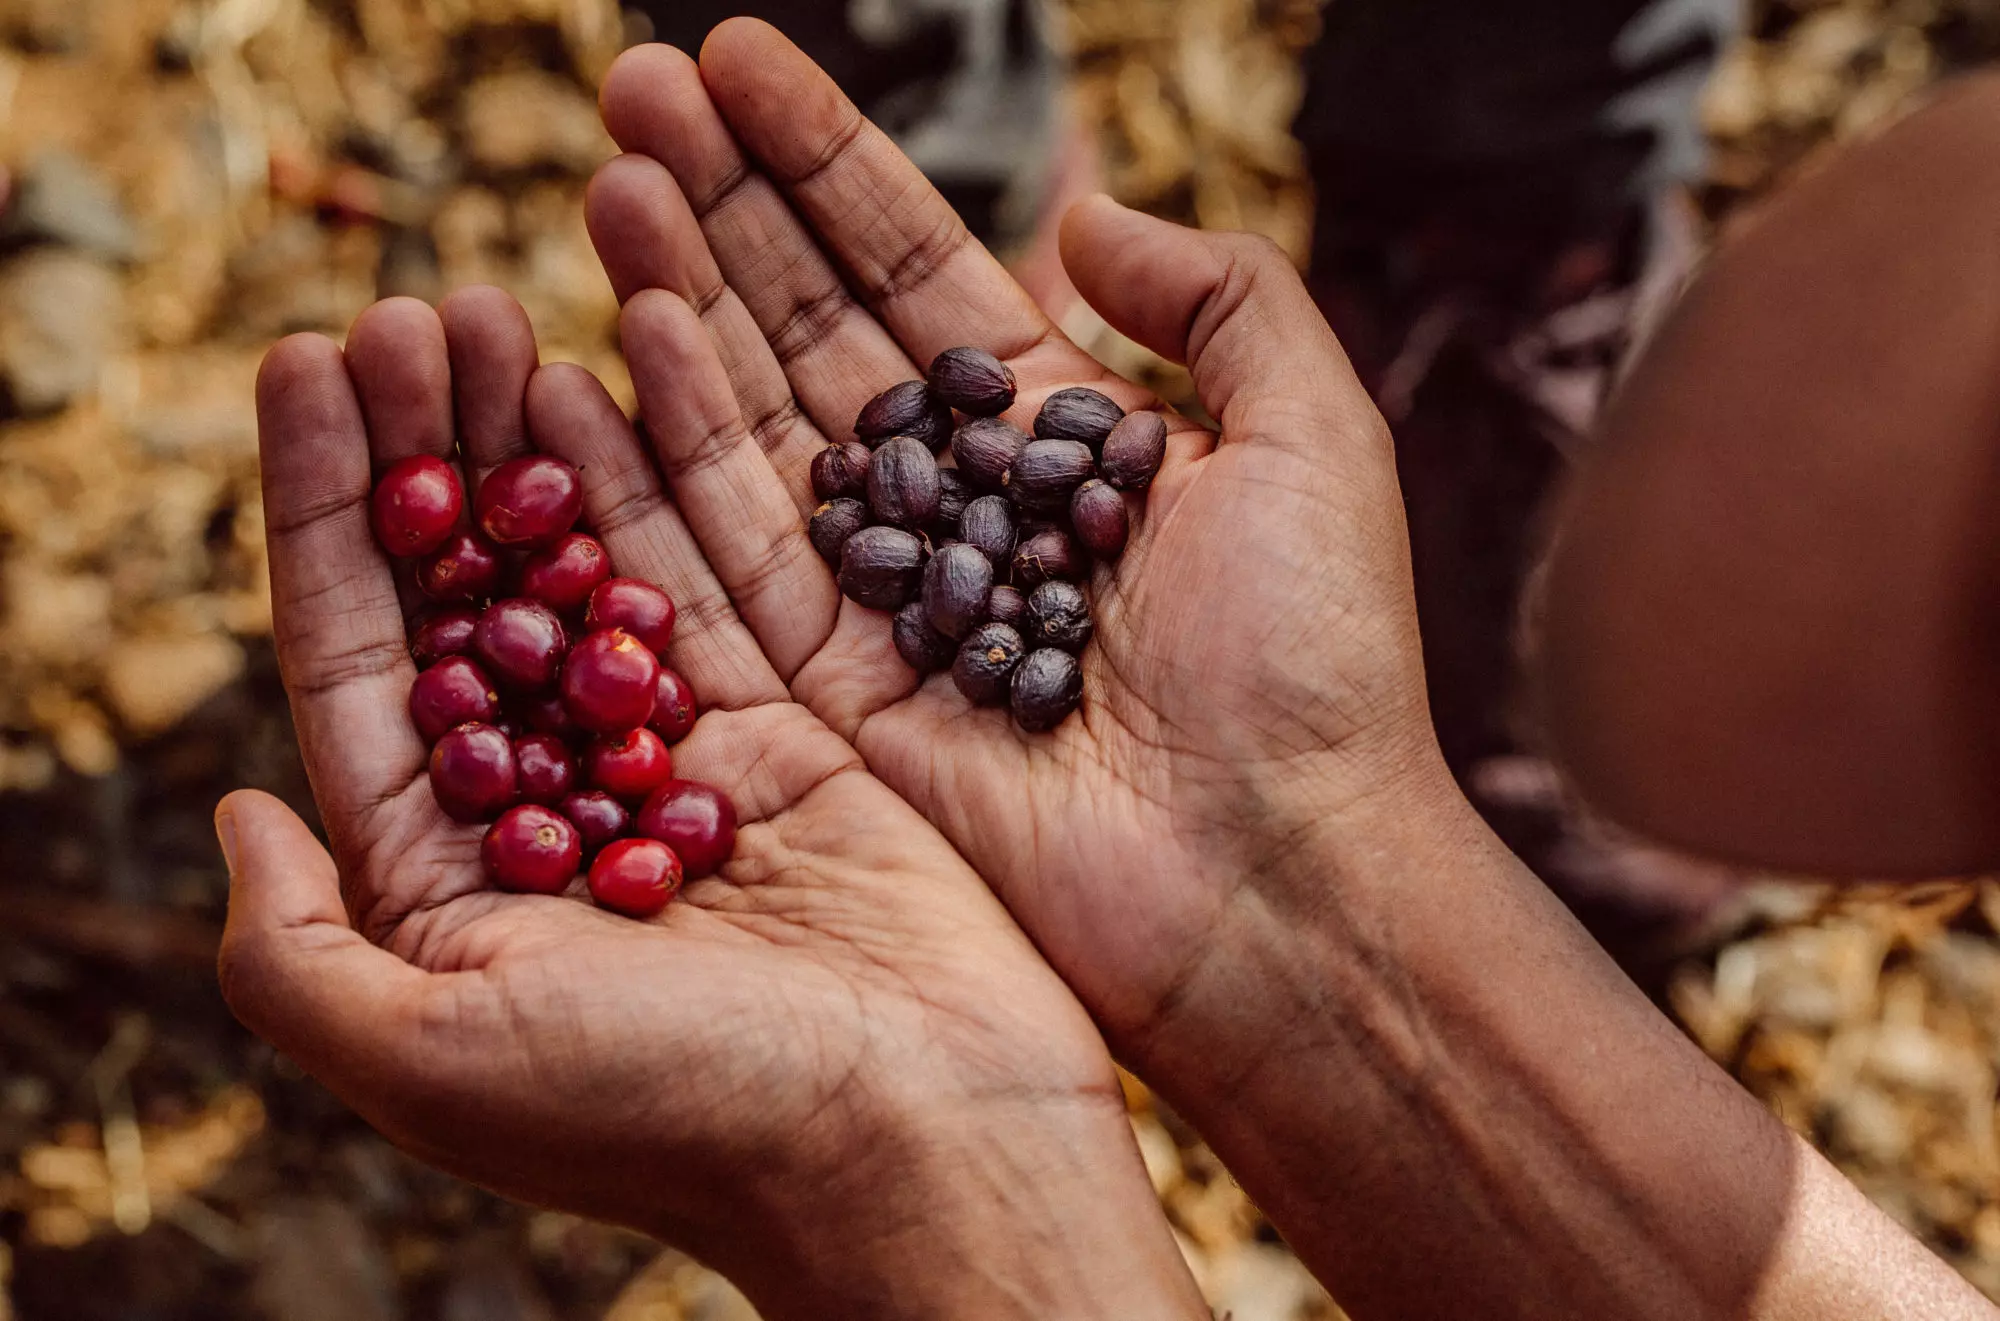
[809,347,1168,732]
[370,452,737,918]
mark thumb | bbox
[1058,196,1384,456]
[215,790,431,1096]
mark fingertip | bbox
[256,333,345,410]
[599,42,701,153]
[699,16,787,74]
[436,283,527,334]
[346,296,446,360]
[584,155,695,304]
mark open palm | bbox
[580,23,1449,1044]
[219,292,1154,1299]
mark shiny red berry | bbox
[522,693,581,742]
[561,629,661,736]
[587,729,674,802]
[473,599,568,692]
[514,734,578,805]
[635,780,737,879]
[648,668,698,744]
[410,609,480,669]
[429,723,518,823]
[475,456,583,548]
[408,656,501,745]
[584,578,677,654]
[481,804,582,894]
[417,530,504,603]
[559,791,630,856]
[519,532,611,615]
[371,455,464,558]
[587,838,684,918]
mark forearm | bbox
[692,1092,1210,1321]
[1135,776,1994,1320]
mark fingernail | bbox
[215,806,240,879]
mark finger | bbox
[215,791,435,1101]
[258,336,429,852]
[343,298,456,467]
[1058,196,1383,457]
[690,21,1059,367]
[619,291,839,681]
[585,153,827,515]
[438,285,540,485]
[598,44,918,438]
[522,361,789,711]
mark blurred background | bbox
[5,1,2000,1317]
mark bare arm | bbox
[1542,73,2000,876]
[1135,775,1995,1320]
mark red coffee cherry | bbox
[648,668,698,745]
[476,456,583,548]
[587,729,674,802]
[408,656,501,745]
[371,455,463,558]
[417,530,504,604]
[514,734,578,806]
[410,609,480,669]
[584,578,677,654]
[561,629,661,736]
[473,599,568,692]
[635,779,737,879]
[587,838,684,918]
[522,693,581,742]
[520,532,611,614]
[482,804,582,894]
[559,791,630,857]
[429,723,518,824]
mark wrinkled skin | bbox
[580,21,1450,1044]
[220,293,1189,1316]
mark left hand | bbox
[221,292,1206,1321]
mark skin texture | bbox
[565,23,1999,1321]
[1540,74,2000,875]
[221,292,1208,1321]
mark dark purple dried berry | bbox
[1012,526,1084,590]
[1070,480,1130,560]
[856,380,954,451]
[1024,580,1094,654]
[951,418,1031,491]
[838,525,927,611]
[953,623,1026,707]
[1005,439,1096,514]
[893,600,958,675]
[810,498,870,565]
[934,468,974,532]
[959,495,1018,570]
[928,347,1016,417]
[1101,411,1169,490]
[867,436,942,531]
[986,584,1028,628]
[922,543,995,641]
[811,442,872,502]
[1011,649,1084,733]
[1033,387,1125,450]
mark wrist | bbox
[1120,758,1837,1320]
[697,1086,1209,1321]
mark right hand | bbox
[581,24,1459,1054]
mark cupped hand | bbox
[221,292,1203,1320]
[581,22,1454,1048]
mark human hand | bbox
[219,292,1207,1321]
[582,22,1452,1055]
